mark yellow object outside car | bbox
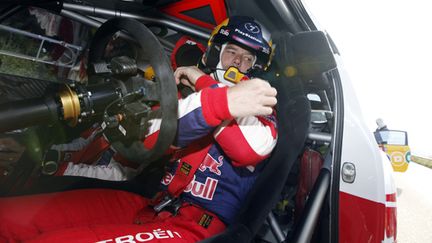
[375,129,411,172]
[381,143,411,172]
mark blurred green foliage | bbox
[411,155,432,169]
[0,30,57,81]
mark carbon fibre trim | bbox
[0,72,50,104]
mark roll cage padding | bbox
[291,31,337,80]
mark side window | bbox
[307,91,333,133]
[308,93,326,123]
[0,7,92,83]
[307,93,321,104]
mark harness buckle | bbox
[153,196,181,215]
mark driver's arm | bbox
[143,77,277,153]
[213,112,277,167]
[143,86,231,149]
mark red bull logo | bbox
[184,175,218,200]
[160,172,219,200]
[199,154,223,175]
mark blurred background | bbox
[306,0,432,241]
[306,0,432,158]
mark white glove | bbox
[227,78,277,117]
[173,66,205,91]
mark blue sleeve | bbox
[175,92,215,148]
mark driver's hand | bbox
[174,66,205,91]
[227,78,277,117]
[0,137,25,165]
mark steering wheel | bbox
[87,18,178,167]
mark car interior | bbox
[0,1,340,242]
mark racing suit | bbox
[0,74,278,242]
[44,124,138,181]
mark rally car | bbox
[0,0,396,242]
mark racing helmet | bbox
[202,16,274,73]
